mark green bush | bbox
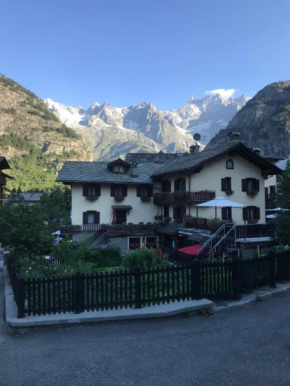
[123,248,166,269]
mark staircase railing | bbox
[196,223,235,257]
[210,223,236,255]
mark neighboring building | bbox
[0,156,13,206]
[56,138,282,252]
[9,192,44,205]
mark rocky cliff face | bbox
[0,74,92,191]
[207,81,290,157]
[45,92,248,161]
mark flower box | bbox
[141,196,151,203]
[225,190,234,196]
[85,195,99,202]
[247,190,258,197]
[114,196,124,203]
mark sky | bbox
[1,0,290,110]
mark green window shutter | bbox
[110,185,116,197]
[255,207,260,220]
[83,212,88,224]
[83,185,88,196]
[136,186,141,197]
[255,179,260,192]
[242,179,247,192]
[243,207,248,220]
[148,186,153,197]
[221,178,226,191]
[123,185,127,197]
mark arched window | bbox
[226,159,234,169]
[174,177,186,192]
[162,180,171,193]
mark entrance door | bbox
[116,210,127,224]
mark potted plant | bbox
[141,196,151,202]
[225,190,234,196]
[247,218,258,224]
[85,195,99,202]
[115,196,124,203]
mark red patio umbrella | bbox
[178,245,203,256]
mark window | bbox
[221,177,232,193]
[242,178,260,195]
[128,237,141,250]
[173,206,186,221]
[110,185,127,197]
[243,206,260,220]
[226,159,234,169]
[221,207,232,221]
[83,184,101,197]
[136,185,153,197]
[83,211,100,224]
[164,206,169,218]
[113,165,125,174]
[162,180,171,193]
[174,177,186,192]
[146,236,158,249]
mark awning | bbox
[112,205,132,211]
[178,245,203,256]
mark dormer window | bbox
[107,158,130,174]
[226,159,234,169]
[113,165,125,174]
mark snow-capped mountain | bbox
[44,90,250,160]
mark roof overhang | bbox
[112,205,132,211]
[0,157,11,170]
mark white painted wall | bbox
[71,184,159,225]
[70,154,267,226]
[159,154,266,225]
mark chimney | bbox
[190,144,200,154]
[252,147,263,156]
[227,131,241,142]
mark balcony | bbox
[153,191,215,205]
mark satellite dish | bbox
[193,133,201,141]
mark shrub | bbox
[123,248,166,269]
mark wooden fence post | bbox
[232,257,242,301]
[134,268,142,309]
[75,272,84,314]
[191,260,201,300]
[269,252,276,288]
[16,274,26,319]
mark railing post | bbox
[134,267,142,309]
[74,272,84,314]
[232,257,242,301]
[191,259,201,300]
[269,252,276,288]
[16,273,26,319]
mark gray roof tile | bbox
[57,161,161,184]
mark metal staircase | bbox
[196,223,236,257]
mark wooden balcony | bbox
[153,191,215,205]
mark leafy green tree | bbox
[0,202,54,262]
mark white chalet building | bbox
[57,139,282,252]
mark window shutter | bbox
[96,185,101,196]
[221,207,227,220]
[123,185,127,197]
[136,186,141,197]
[265,187,268,199]
[181,178,186,191]
[255,179,260,192]
[173,207,177,220]
[94,211,100,224]
[221,178,226,191]
[243,207,248,220]
[110,185,116,197]
[255,207,260,220]
[181,206,186,216]
[83,212,88,224]
[83,185,88,196]
[148,186,153,197]
[242,179,247,192]
[174,179,178,192]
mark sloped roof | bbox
[0,156,11,170]
[152,142,282,177]
[125,152,183,164]
[57,161,162,185]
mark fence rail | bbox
[7,251,290,318]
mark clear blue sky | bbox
[1,0,290,110]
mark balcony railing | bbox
[153,191,215,205]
